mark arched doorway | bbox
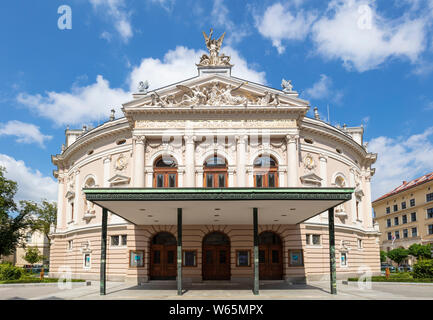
[202,232,230,280]
[203,154,228,188]
[259,231,283,280]
[149,232,177,280]
[153,155,178,188]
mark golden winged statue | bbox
[197,28,232,67]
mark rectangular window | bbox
[156,174,164,188]
[183,250,197,267]
[259,250,265,263]
[68,240,73,251]
[111,235,119,246]
[393,204,398,212]
[387,232,392,241]
[403,229,408,238]
[70,202,75,221]
[268,174,276,188]
[206,174,213,188]
[83,253,91,268]
[153,250,161,264]
[288,250,304,267]
[218,174,225,188]
[206,250,213,264]
[395,231,400,239]
[129,250,144,267]
[219,250,227,264]
[394,217,399,226]
[429,225,433,235]
[401,201,407,210]
[306,234,310,245]
[387,219,391,228]
[412,227,418,237]
[427,208,433,219]
[255,174,263,188]
[411,212,417,222]
[386,207,390,214]
[167,250,175,264]
[271,250,279,263]
[410,199,416,207]
[427,193,433,202]
[312,234,321,245]
[26,232,32,243]
[402,215,408,224]
[357,239,363,249]
[168,174,176,188]
[111,235,127,247]
[340,253,347,267]
[236,250,251,267]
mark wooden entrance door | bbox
[259,232,283,280]
[202,232,230,280]
[150,232,177,280]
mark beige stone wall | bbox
[49,223,380,282]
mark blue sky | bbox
[1,0,433,202]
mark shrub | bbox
[0,263,24,281]
[412,259,433,279]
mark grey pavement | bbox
[0,280,432,300]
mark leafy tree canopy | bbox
[387,248,409,265]
[408,243,433,260]
[22,246,44,265]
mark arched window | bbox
[154,155,178,188]
[253,155,278,188]
[204,154,227,188]
[84,177,96,215]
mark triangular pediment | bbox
[123,74,309,109]
[300,173,323,187]
[108,174,131,186]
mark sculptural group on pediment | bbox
[143,81,289,108]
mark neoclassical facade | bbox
[49,31,380,287]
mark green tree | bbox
[22,246,44,266]
[25,200,57,247]
[387,248,409,265]
[0,167,32,258]
[408,243,432,260]
[380,250,387,263]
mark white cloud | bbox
[304,74,343,104]
[210,0,249,45]
[368,127,433,200]
[311,0,427,72]
[128,45,266,91]
[17,75,130,126]
[255,2,317,54]
[0,154,57,202]
[18,46,266,127]
[0,121,52,148]
[150,0,175,12]
[89,0,133,42]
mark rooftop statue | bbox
[281,79,294,93]
[197,28,232,67]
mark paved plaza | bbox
[0,280,432,300]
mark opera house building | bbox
[49,31,380,295]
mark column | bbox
[253,208,259,295]
[177,208,183,296]
[349,168,357,223]
[228,168,235,187]
[236,135,247,187]
[286,133,299,187]
[328,207,337,295]
[278,169,286,187]
[247,167,254,187]
[73,170,79,223]
[177,169,184,187]
[100,207,108,295]
[364,173,373,228]
[133,135,145,187]
[103,155,111,187]
[184,136,196,187]
[196,169,204,187]
[56,175,64,230]
[319,154,328,187]
[146,168,154,188]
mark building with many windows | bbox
[373,172,433,260]
[48,31,380,292]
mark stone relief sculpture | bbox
[143,81,288,108]
[197,28,231,67]
[281,79,294,93]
